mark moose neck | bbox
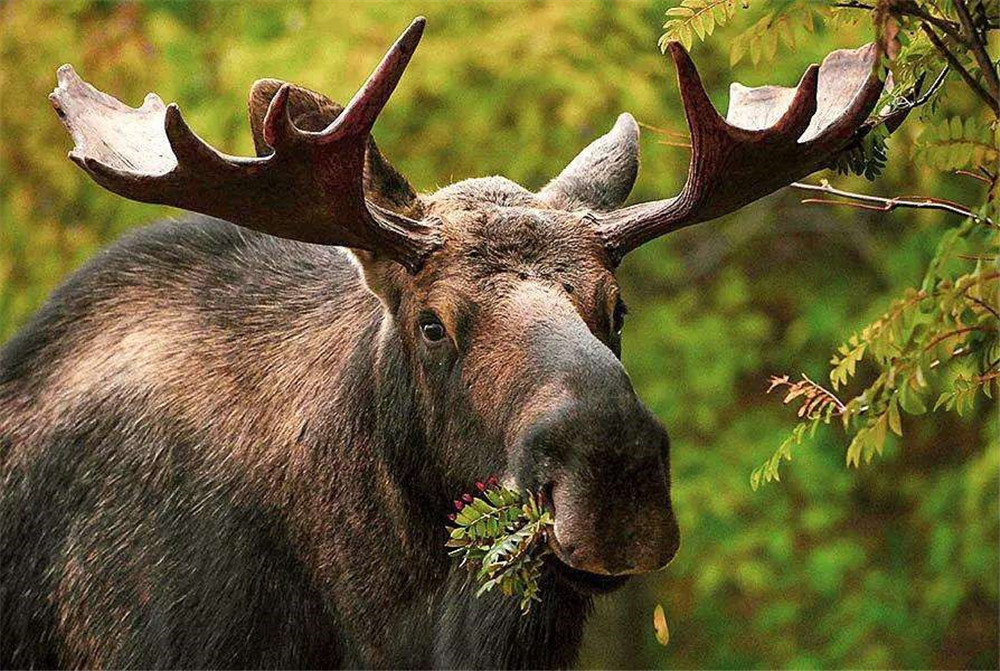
[433,568,593,668]
[336,301,448,536]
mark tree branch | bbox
[791,180,997,228]
[895,0,968,44]
[966,293,1000,320]
[911,68,949,107]
[953,0,1000,101]
[955,169,993,185]
[977,370,1000,384]
[923,326,996,352]
[870,68,947,135]
[920,23,999,117]
[836,0,974,47]
[802,374,847,414]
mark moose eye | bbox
[419,313,447,344]
[612,298,628,337]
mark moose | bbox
[1,16,888,669]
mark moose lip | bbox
[548,557,630,595]
[537,486,629,594]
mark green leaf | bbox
[661,0,747,53]
[447,485,553,614]
[846,429,866,468]
[887,396,903,436]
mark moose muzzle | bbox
[535,401,679,576]
[515,330,680,577]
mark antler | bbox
[595,42,885,262]
[49,18,439,272]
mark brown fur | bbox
[1,111,676,668]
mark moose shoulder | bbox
[1,17,888,670]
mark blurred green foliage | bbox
[1,1,996,668]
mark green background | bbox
[1,1,996,668]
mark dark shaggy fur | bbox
[0,218,598,668]
[2,106,678,668]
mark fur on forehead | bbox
[420,177,610,282]
[426,176,544,211]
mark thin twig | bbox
[830,0,961,41]
[953,0,1000,100]
[966,293,1000,320]
[958,254,998,261]
[801,374,848,414]
[791,180,997,227]
[929,346,973,369]
[875,68,947,132]
[896,0,968,45]
[898,194,975,209]
[638,121,689,139]
[800,198,894,212]
[657,140,692,149]
[766,374,848,417]
[920,23,999,116]
[956,169,993,185]
[911,67,949,107]
[978,370,1000,383]
[923,326,996,352]
[910,65,951,109]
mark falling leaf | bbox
[653,604,670,647]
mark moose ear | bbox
[538,113,640,212]
[248,79,421,216]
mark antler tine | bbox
[314,16,426,143]
[262,84,297,149]
[51,18,439,273]
[257,16,425,151]
[666,42,727,142]
[595,42,884,262]
[769,65,820,138]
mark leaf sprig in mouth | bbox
[446,478,554,614]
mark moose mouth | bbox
[539,485,631,595]
[547,558,630,595]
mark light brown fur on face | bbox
[343,176,678,582]
[420,204,615,340]
[354,177,624,460]
[370,177,619,354]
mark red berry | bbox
[447,513,456,522]
[453,499,464,510]
[462,493,473,503]
[475,481,486,491]
[486,474,498,487]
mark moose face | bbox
[372,180,680,580]
[51,15,885,588]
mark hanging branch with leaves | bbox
[657,0,999,488]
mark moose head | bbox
[49,17,884,584]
